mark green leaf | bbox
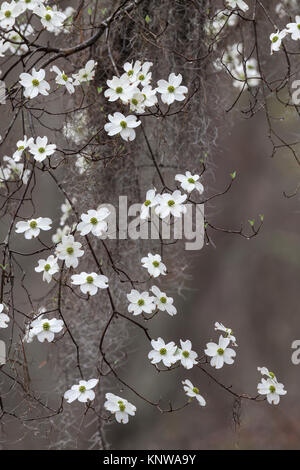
[97,87,102,94]
[145,14,150,24]
[88,7,92,15]
[230,171,237,179]
[259,214,264,221]
[248,219,255,227]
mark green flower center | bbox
[269,385,276,393]
[128,70,134,76]
[79,385,86,393]
[32,79,40,87]
[90,217,98,225]
[168,200,175,207]
[83,73,88,79]
[45,13,52,21]
[272,36,279,43]
[298,24,300,30]
[118,401,125,412]
[139,74,145,81]
[182,350,190,358]
[137,299,145,306]
[18,145,24,151]
[269,372,275,379]
[192,387,199,394]
[5,11,11,18]
[132,98,138,105]
[160,297,167,304]
[116,86,123,94]
[62,74,68,82]
[86,276,94,284]
[144,200,151,207]
[120,121,127,129]
[152,261,159,267]
[66,247,74,254]
[188,178,195,184]
[42,322,50,331]
[217,348,224,355]
[29,220,37,229]
[168,85,175,93]
[38,147,45,153]
[159,348,167,355]
[44,264,51,272]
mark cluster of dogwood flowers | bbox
[214,42,260,91]
[103,60,188,141]
[270,15,300,54]
[0,1,73,51]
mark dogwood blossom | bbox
[104,393,136,424]
[35,255,59,283]
[19,68,50,99]
[104,75,134,103]
[141,85,158,107]
[257,366,278,382]
[36,5,66,32]
[64,379,99,403]
[23,308,46,343]
[50,66,75,94]
[127,289,156,316]
[123,60,142,82]
[71,272,108,296]
[182,379,206,406]
[73,60,97,85]
[31,317,64,342]
[52,225,71,244]
[205,335,236,369]
[257,377,287,405]
[285,16,300,40]
[104,112,141,141]
[15,217,52,239]
[77,208,110,237]
[270,30,287,54]
[175,171,204,194]
[135,61,153,87]
[148,337,177,368]
[59,199,72,226]
[177,340,198,369]
[232,58,260,90]
[140,189,158,219]
[155,190,187,218]
[55,235,84,268]
[12,135,34,161]
[214,322,237,346]
[141,253,167,278]
[226,0,249,12]
[29,136,56,162]
[0,304,9,328]
[0,2,22,29]
[4,158,30,185]
[157,73,188,105]
[150,286,177,316]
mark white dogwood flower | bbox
[104,393,136,424]
[0,2,22,29]
[285,16,300,40]
[141,85,158,107]
[0,304,9,328]
[205,335,236,369]
[129,90,146,113]
[214,322,237,346]
[19,68,50,99]
[35,255,59,283]
[4,158,30,184]
[15,217,52,239]
[226,0,249,12]
[182,379,206,406]
[104,112,141,142]
[140,189,158,219]
[257,378,287,405]
[177,340,198,369]
[123,60,142,82]
[148,337,177,368]
[71,272,108,295]
[104,75,134,103]
[29,136,56,162]
[50,65,75,94]
[135,61,153,87]
[73,60,97,85]
[55,235,84,268]
[175,171,204,194]
[12,135,34,161]
[155,190,187,218]
[127,289,156,316]
[257,366,278,382]
[270,30,287,54]
[36,5,66,32]
[141,253,167,278]
[150,285,177,316]
[77,208,110,237]
[64,379,99,403]
[157,73,188,105]
[31,317,64,342]
[52,225,71,244]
